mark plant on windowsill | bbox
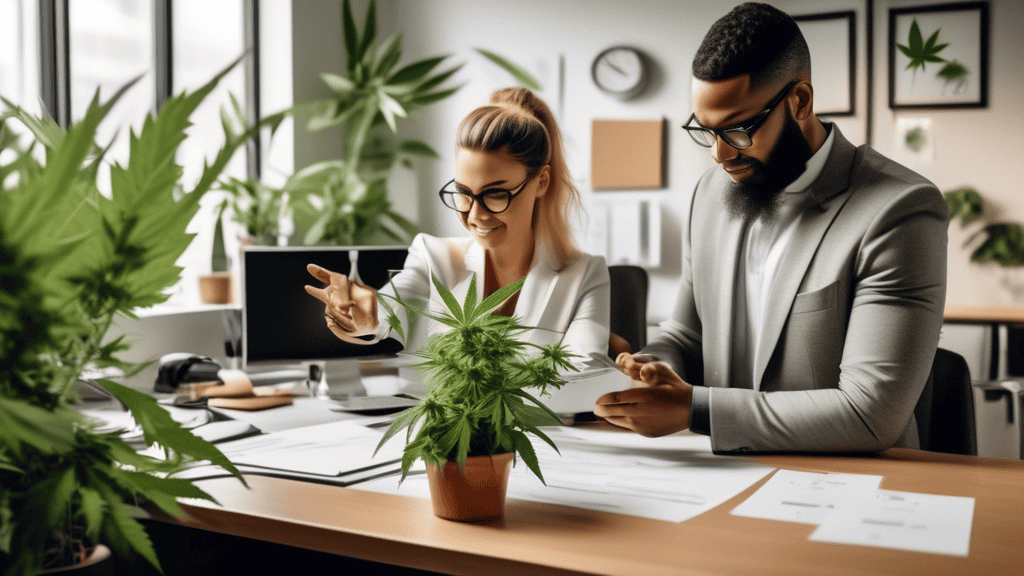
[0,63,252,576]
[373,274,576,521]
[945,187,1024,302]
[286,0,542,247]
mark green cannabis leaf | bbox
[374,272,577,485]
[897,19,949,72]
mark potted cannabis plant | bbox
[373,274,576,521]
[287,0,541,247]
[0,62,257,575]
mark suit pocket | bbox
[792,282,837,314]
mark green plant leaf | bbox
[342,0,360,72]
[374,404,423,456]
[943,187,983,227]
[409,85,464,106]
[897,19,949,72]
[474,48,543,91]
[0,398,78,455]
[95,379,246,484]
[413,64,464,95]
[321,73,356,94]
[431,272,464,322]
[511,430,545,484]
[475,276,526,317]
[358,0,377,63]
[463,272,478,319]
[388,56,448,86]
[397,140,439,158]
[374,34,403,78]
[102,497,161,572]
[77,487,105,537]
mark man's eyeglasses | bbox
[439,172,535,214]
[682,81,797,150]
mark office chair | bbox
[914,347,977,456]
[607,265,648,358]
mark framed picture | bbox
[888,2,989,109]
[793,11,856,116]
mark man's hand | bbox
[304,263,380,344]
[593,353,693,436]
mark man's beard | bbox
[723,113,813,223]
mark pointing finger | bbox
[307,263,333,284]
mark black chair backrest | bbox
[914,348,977,456]
[607,265,648,354]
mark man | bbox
[595,2,947,453]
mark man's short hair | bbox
[692,2,811,91]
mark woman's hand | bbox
[304,263,380,344]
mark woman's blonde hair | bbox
[455,88,580,268]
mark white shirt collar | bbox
[783,123,836,194]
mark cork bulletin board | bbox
[591,119,665,189]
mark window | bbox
[0,0,42,129]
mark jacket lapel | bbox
[516,243,558,332]
[753,128,858,388]
[706,212,747,389]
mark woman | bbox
[305,88,609,357]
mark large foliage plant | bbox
[945,187,1024,267]
[373,274,577,484]
[0,61,261,575]
[288,0,541,247]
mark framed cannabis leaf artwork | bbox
[888,2,989,109]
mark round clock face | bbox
[592,46,648,99]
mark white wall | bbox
[871,0,1024,307]
[291,0,1024,321]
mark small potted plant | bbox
[374,274,576,521]
[198,211,233,304]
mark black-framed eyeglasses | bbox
[438,172,536,214]
[682,81,797,150]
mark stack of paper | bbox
[174,420,403,486]
[732,469,975,556]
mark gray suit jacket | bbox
[645,125,947,453]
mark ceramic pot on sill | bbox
[425,452,514,521]
[198,272,232,304]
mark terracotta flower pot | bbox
[198,272,232,304]
[425,452,514,521]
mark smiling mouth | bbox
[473,225,501,236]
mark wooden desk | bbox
[176,447,1024,576]
[945,305,1024,380]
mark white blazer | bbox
[378,233,610,358]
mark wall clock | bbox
[591,46,649,100]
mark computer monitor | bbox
[242,246,409,367]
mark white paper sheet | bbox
[809,489,975,557]
[731,469,883,525]
[214,420,402,477]
[353,428,774,523]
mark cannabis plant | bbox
[0,61,260,575]
[216,176,286,246]
[287,0,541,247]
[374,274,577,484]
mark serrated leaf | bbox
[512,430,544,484]
[463,272,478,319]
[78,487,105,537]
[431,271,464,322]
[96,379,246,485]
[476,276,526,317]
